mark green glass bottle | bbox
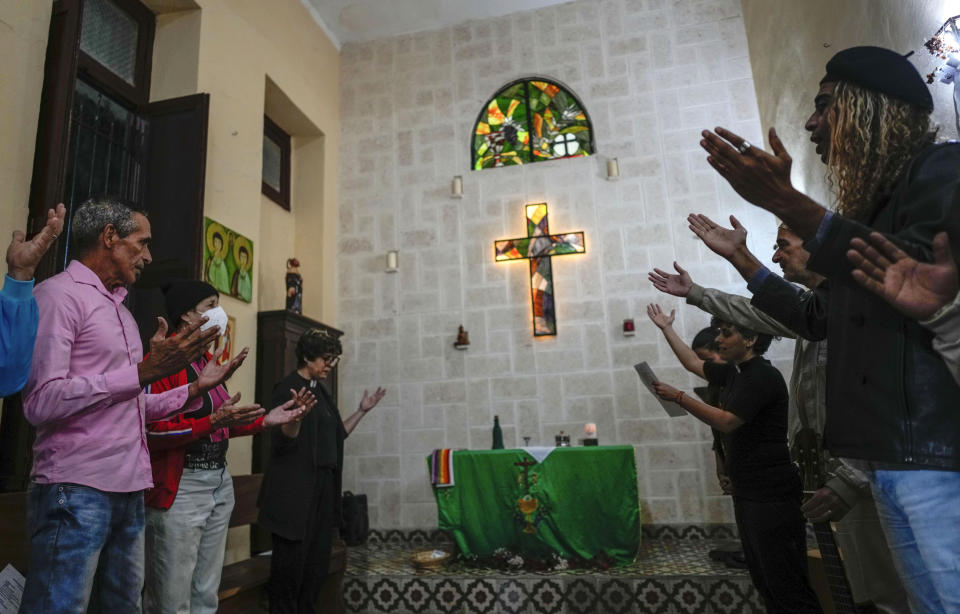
[492,415,504,449]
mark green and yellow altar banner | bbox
[428,446,641,564]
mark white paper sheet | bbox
[0,564,24,614]
[634,361,686,417]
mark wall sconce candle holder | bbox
[451,175,463,198]
[385,250,399,273]
[606,157,620,181]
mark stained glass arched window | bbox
[472,78,594,170]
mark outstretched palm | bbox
[848,231,958,321]
[646,303,675,330]
[359,387,386,413]
[687,214,748,260]
[196,348,249,392]
[649,261,693,297]
[6,204,66,280]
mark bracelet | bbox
[674,391,685,404]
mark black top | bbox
[270,372,343,469]
[703,357,798,501]
[257,370,347,540]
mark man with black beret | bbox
[694,46,960,611]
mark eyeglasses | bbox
[321,354,341,367]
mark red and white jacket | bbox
[145,352,263,510]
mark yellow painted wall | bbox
[742,0,959,205]
[0,1,53,261]
[0,0,340,563]
[163,0,340,562]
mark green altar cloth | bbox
[428,446,640,564]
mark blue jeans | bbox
[19,482,145,614]
[868,468,960,613]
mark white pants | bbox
[142,467,235,614]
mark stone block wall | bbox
[336,0,792,528]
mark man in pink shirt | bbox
[20,198,247,613]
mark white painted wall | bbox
[742,0,960,206]
[335,0,788,528]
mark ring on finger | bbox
[737,140,752,154]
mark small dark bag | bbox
[340,491,369,546]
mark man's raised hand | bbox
[847,231,959,321]
[6,203,66,281]
[649,261,693,297]
[139,316,221,386]
[688,214,748,260]
[700,127,795,211]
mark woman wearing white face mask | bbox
[142,280,318,614]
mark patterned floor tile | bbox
[369,578,403,612]
[432,578,464,613]
[528,579,564,614]
[563,578,598,614]
[344,535,760,613]
[463,579,497,613]
[401,578,433,613]
[497,579,530,614]
[597,578,633,614]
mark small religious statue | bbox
[285,258,303,314]
[454,325,469,349]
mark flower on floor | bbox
[463,548,615,572]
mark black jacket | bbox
[257,372,346,540]
[754,142,960,470]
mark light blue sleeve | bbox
[0,275,38,397]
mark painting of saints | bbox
[231,238,254,303]
[204,222,231,294]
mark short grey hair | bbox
[71,198,145,256]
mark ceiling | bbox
[299,0,577,49]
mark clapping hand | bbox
[649,261,694,297]
[700,127,796,210]
[6,203,66,281]
[358,387,386,413]
[688,214,748,260]
[646,303,675,330]
[210,392,264,428]
[847,231,959,321]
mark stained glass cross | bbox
[495,203,585,336]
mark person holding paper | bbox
[646,304,819,613]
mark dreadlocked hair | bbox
[826,82,937,222]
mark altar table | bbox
[427,446,640,563]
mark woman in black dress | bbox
[258,328,385,614]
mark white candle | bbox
[606,158,620,179]
[585,423,597,437]
[385,250,398,272]
[451,175,463,197]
